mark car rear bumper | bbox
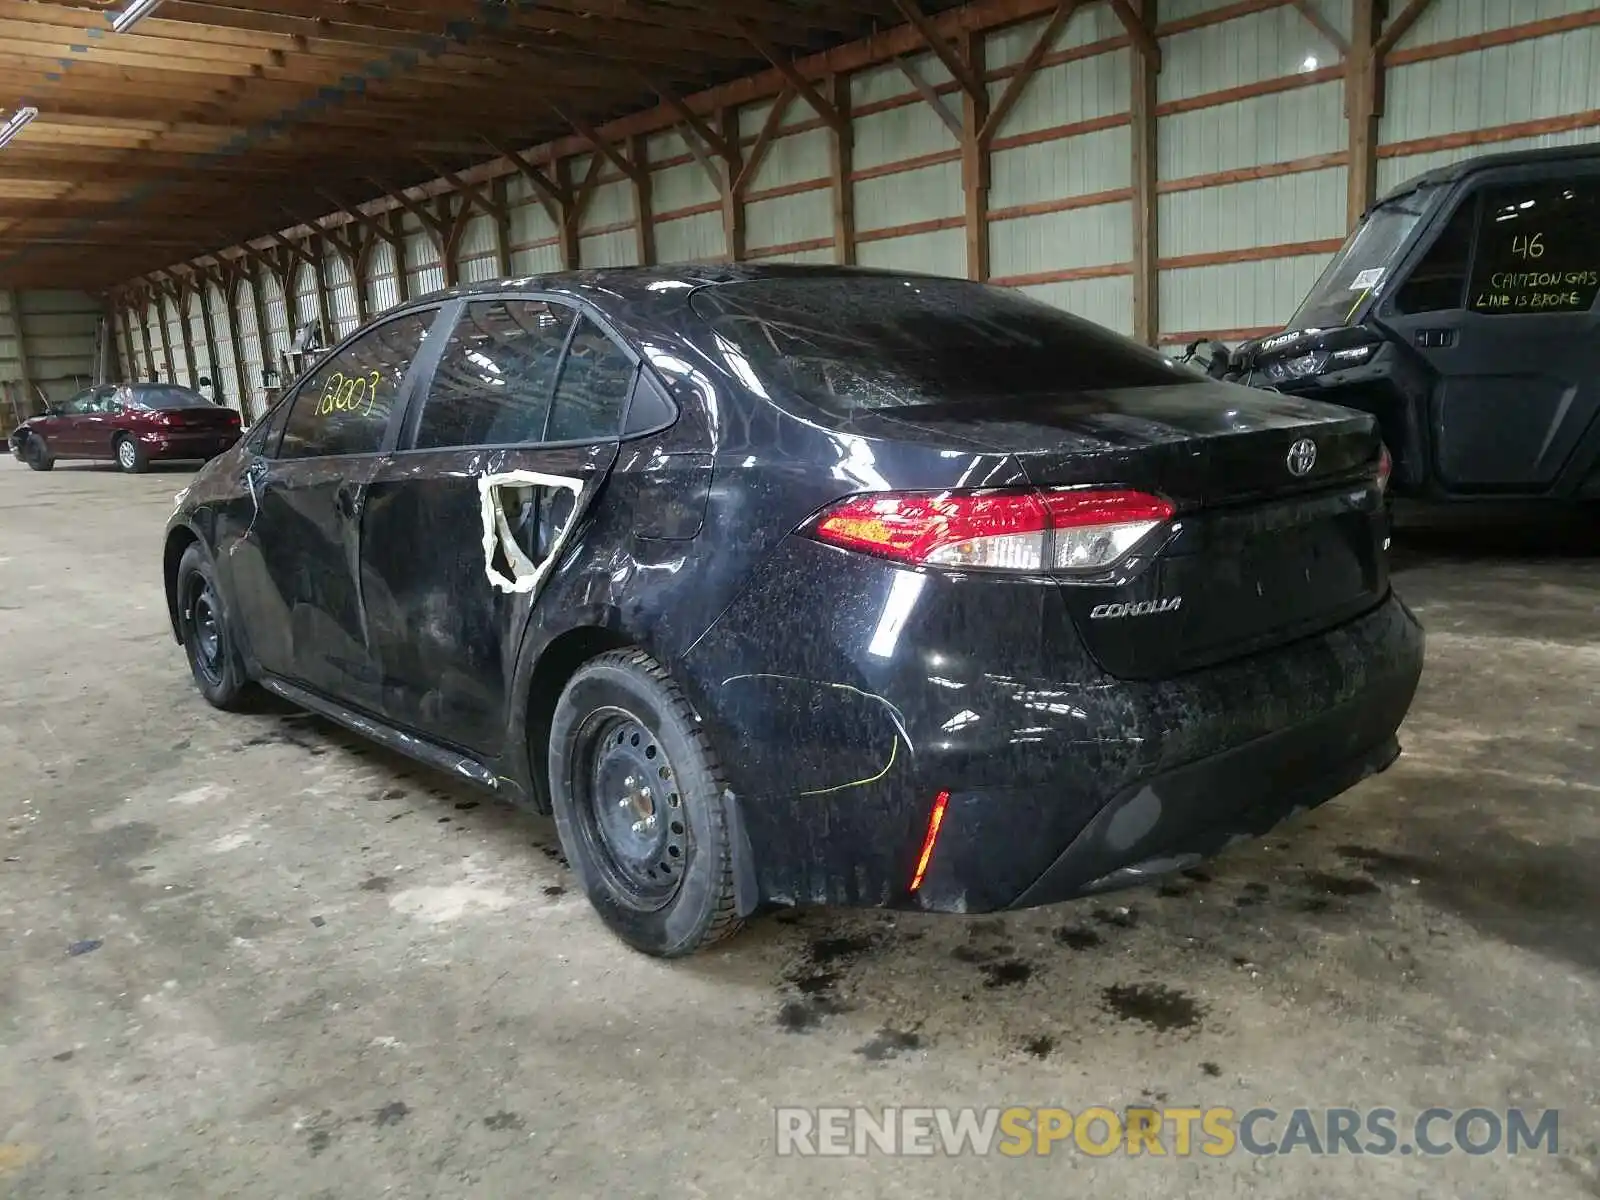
[931,681,1408,913]
[138,429,239,460]
[681,537,1425,914]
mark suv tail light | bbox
[1376,444,1392,495]
[807,488,1175,574]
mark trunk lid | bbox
[158,404,239,429]
[867,380,1389,678]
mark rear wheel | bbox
[176,542,252,710]
[548,649,742,957]
[23,435,53,472]
[115,434,147,474]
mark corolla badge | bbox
[1286,438,1317,476]
[1090,597,1183,620]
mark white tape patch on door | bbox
[477,470,586,595]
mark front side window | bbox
[1467,178,1600,315]
[547,316,637,442]
[1392,197,1478,315]
[415,299,575,449]
[278,311,434,459]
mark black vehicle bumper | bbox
[952,686,1404,912]
[682,538,1426,915]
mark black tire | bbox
[548,649,742,957]
[175,542,253,710]
[23,435,53,472]
[114,434,147,474]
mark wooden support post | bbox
[829,73,855,265]
[390,211,410,303]
[177,280,200,388]
[1346,0,1380,229]
[959,31,990,282]
[138,289,157,384]
[311,238,334,340]
[721,107,747,263]
[492,177,513,276]
[630,134,655,267]
[1345,0,1435,228]
[554,156,581,271]
[154,285,177,382]
[119,300,138,381]
[1130,0,1160,345]
[196,273,222,399]
[245,258,273,395]
[218,264,250,412]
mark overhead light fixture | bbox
[0,106,38,150]
[109,0,163,33]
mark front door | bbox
[359,298,631,756]
[74,386,118,458]
[42,388,102,455]
[1377,164,1600,493]
[221,308,440,705]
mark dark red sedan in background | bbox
[8,382,242,473]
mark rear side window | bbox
[692,277,1194,416]
[416,299,576,448]
[279,311,433,459]
[1467,179,1600,315]
[547,316,636,442]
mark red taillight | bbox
[808,488,1174,574]
[1376,445,1392,495]
[909,791,950,892]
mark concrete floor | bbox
[1,459,1597,1199]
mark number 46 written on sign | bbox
[1512,233,1545,260]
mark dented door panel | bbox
[222,453,385,700]
[359,443,619,755]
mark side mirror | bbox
[1203,341,1232,378]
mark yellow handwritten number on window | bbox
[316,369,385,417]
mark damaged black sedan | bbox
[163,266,1424,957]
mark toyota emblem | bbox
[1286,438,1317,476]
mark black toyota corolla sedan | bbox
[163,265,1424,956]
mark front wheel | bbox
[115,435,147,474]
[23,435,53,472]
[548,649,742,957]
[176,543,253,710]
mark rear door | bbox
[221,308,441,703]
[360,298,629,756]
[1375,161,1600,492]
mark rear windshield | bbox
[691,277,1195,416]
[130,385,214,409]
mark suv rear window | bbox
[691,277,1193,415]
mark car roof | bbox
[392,262,972,319]
[1378,143,1600,207]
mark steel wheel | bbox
[573,709,689,910]
[183,572,225,689]
[117,438,137,471]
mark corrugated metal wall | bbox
[1,290,102,407]
[115,0,1600,387]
